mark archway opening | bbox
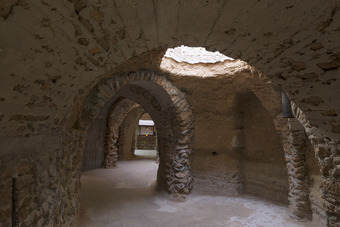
[76,70,194,197]
[134,112,158,159]
[158,45,323,226]
[234,89,288,203]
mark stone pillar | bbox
[283,118,312,220]
[315,144,340,227]
[104,124,118,168]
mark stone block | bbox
[316,146,332,158]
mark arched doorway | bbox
[134,112,158,159]
[73,69,194,198]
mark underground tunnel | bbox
[0,1,339,226]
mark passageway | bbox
[1,1,339,226]
[79,160,320,227]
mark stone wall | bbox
[0,135,63,226]
[291,103,340,226]
[305,132,326,224]
[118,106,144,160]
[104,99,139,168]
[283,118,313,221]
[237,90,288,203]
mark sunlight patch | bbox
[164,45,234,64]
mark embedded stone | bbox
[317,58,340,71]
[90,46,101,55]
[79,17,94,32]
[301,96,324,106]
[310,42,324,51]
[0,0,19,18]
[71,0,87,12]
[332,125,340,133]
[90,8,104,24]
[330,166,340,178]
[322,109,337,116]
[78,38,89,46]
[290,60,306,71]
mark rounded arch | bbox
[118,105,146,160]
[104,98,140,168]
[240,70,337,223]
[72,69,194,198]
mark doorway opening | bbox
[134,112,158,159]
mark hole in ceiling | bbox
[163,45,234,64]
[160,45,245,77]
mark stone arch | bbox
[104,98,140,168]
[245,73,338,224]
[218,68,330,222]
[232,87,289,203]
[290,102,340,225]
[282,117,314,221]
[74,69,194,198]
[117,105,145,160]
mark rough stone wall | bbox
[283,118,313,221]
[0,0,338,139]
[305,137,326,223]
[0,122,82,227]
[191,98,243,196]
[82,114,107,170]
[104,99,139,168]
[291,103,340,226]
[237,90,288,203]
[117,106,144,160]
[82,97,140,170]
[164,61,287,200]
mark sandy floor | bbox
[79,160,320,227]
[134,149,157,158]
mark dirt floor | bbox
[79,160,321,227]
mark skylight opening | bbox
[163,45,234,64]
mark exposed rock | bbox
[13,84,29,93]
[315,146,332,158]
[332,125,340,133]
[301,96,324,106]
[45,62,52,68]
[90,47,101,55]
[78,38,89,46]
[294,73,319,82]
[310,42,324,51]
[9,114,49,122]
[317,57,340,71]
[79,17,94,32]
[322,109,337,117]
[0,0,19,18]
[98,36,110,51]
[18,160,37,176]
[290,60,306,71]
[40,18,50,27]
[90,7,104,24]
[69,0,87,12]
